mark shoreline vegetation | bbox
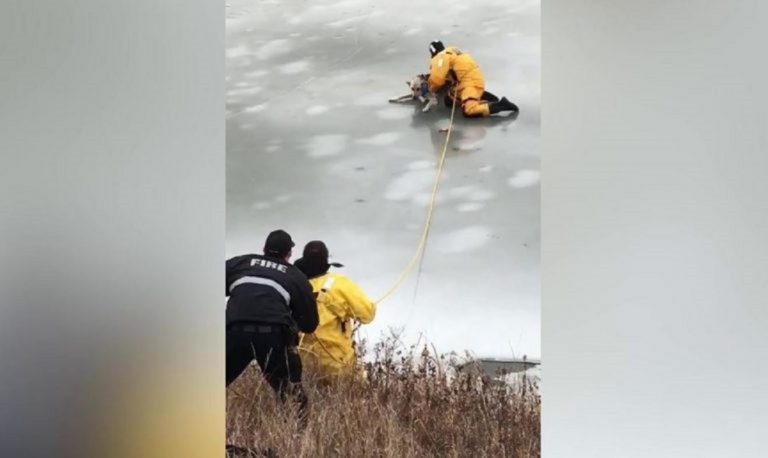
[227,335,541,457]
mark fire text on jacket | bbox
[251,258,288,273]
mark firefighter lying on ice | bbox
[294,241,376,376]
[424,40,518,117]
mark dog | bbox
[388,74,438,112]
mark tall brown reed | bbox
[227,335,540,457]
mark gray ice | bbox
[227,0,540,359]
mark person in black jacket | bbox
[225,229,318,414]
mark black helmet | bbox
[429,40,445,57]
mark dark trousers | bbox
[226,323,307,413]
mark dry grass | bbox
[227,335,540,457]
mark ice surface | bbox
[242,103,267,114]
[384,169,435,201]
[375,107,412,121]
[433,226,493,254]
[227,86,262,97]
[227,0,540,358]
[355,132,402,146]
[507,170,541,188]
[226,45,250,59]
[353,92,393,107]
[245,69,268,79]
[279,60,311,75]
[457,202,486,212]
[305,134,349,158]
[305,105,330,116]
[255,39,293,60]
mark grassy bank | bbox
[227,337,540,457]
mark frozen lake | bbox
[226,0,540,359]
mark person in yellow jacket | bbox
[294,241,376,376]
[424,40,518,117]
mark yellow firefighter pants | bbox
[449,85,490,117]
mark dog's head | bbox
[406,74,429,99]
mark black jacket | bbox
[226,254,318,334]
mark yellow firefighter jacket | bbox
[427,46,486,94]
[299,272,376,374]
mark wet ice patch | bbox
[226,45,250,59]
[227,86,263,97]
[456,202,485,212]
[306,134,348,158]
[407,160,434,171]
[434,226,492,254]
[507,170,540,188]
[403,27,423,36]
[265,144,280,153]
[243,103,267,114]
[375,107,411,121]
[306,105,330,116]
[433,119,451,131]
[356,132,401,146]
[279,60,311,75]
[384,47,398,54]
[384,170,434,201]
[454,139,485,152]
[452,125,487,152]
[245,69,268,79]
[256,39,293,60]
[479,165,494,172]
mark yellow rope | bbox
[298,96,458,365]
[374,95,458,304]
